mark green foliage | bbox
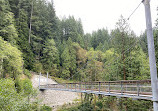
[0,78,38,111]
[126,46,150,80]
[15,78,23,93]
[1,0,156,111]
[91,28,110,50]
[16,7,35,70]
[40,104,52,111]
[67,38,77,77]
[33,61,43,73]
[24,69,32,79]
[117,98,153,111]
[15,77,36,96]
[0,0,152,82]
[58,102,93,111]
[58,94,153,111]
[0,0,18,45]
[153,29,158,71]
[42,39,59,73]
[61,46,71,79]
[22,78,33,95]
[0,79,22,110]
[0,37,23,78]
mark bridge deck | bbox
[39,80,153,100]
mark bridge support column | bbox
[143,0,158,110]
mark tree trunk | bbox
[28,1,33,43]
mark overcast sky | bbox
[51,0,158,36]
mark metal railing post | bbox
[85,82,86,91]
[99,82,101,92]
[47,72,48,89]
[80,82,81,91]
[68,84,69,90]
[39,72,41,89]
[108,82,110,93]
[91,82,93,92]
[121,81,123,95]
[137,81,140,96]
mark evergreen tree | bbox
[61,16,84,46]
[42,39,59,74]
[0,37,23,79]
[0,0,18,45]
[84,33,92,50]
[61,45,71,79]
[17,8,35,70]
[91,28,110,49]
[110,16,136,80]
[126,46,150,80]
[67,38,77,78]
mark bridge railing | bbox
[40,80,152,96]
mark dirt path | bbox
[31,74,79,110]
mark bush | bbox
[33,61,43,73]
[15,78,23,93]
[0,79,27,110]
[22,79,33,96]
[0,78,41,111]
[24,69,32,78]
[40,104,52,111]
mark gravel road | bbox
[31,74,79,110]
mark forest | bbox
[0,0,158,110]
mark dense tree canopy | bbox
[0,37,23,78]
[0,0,158,110]
[0,0,155,81]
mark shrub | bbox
[40,104,52,111]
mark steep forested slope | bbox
[1,0,156,82]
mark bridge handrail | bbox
[40,79,151,86]
[62,79,151,84]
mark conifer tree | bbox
[42,39,59,73]
[0,0,18,45]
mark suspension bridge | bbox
[40,0,158,110]
[39,79,152,100]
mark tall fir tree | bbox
[0,0,18,45]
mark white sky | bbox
[51,0,158,36]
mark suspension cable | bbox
[127,0,144,20]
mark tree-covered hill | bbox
[1,0,158,81]
[0,0,158,110]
